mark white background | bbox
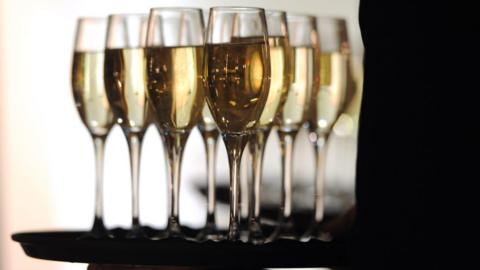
[0,0,361,269]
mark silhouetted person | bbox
[353,1,474,268]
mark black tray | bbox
[12,227,349,268]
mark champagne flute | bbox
[269,14,317,241]
[104,14,150,238]
[71,17,115,238]
[146,7,205,238]
[196,104,222,241]
[195,9,225,242]
[204,7,271,241]
[247,10,291,244]
[303,17,349,241]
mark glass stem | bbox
[126,133,144,231]
[201,129,219,227]
[247,129,270,244]
[163,130,189,235]
[249,129,270,222]
[223,133,249,241]
[91,135,107,234]
[313,134,328,223]
[278,130,298,222]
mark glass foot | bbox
[196,223,225,242]
[239,217,250,242]
[155,218,185,240]
[301,222,333,242]
[125,224,147,239]
[248,218,265,245]
[155,229,184,240]
[267,217,298,242]
[77,217,113,240]
[228,221,241,241]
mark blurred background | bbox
[0,0,362,269]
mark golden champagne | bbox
[146,46,204,132]
[72,52,114,136]
[258,36,290,128]
[276,46,314,131]
[204,37,269,134]
[198,103,217,132]
[308,52,348,135]
[104,48,150,133]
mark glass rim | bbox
[286,13,317,22]
[76,17,107,23]
[265,9,287,16]
[316,16,347,23]
[107,13,148,20]
[149,7,203,13]
[209,6,265,13]
[73,48,104,53]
